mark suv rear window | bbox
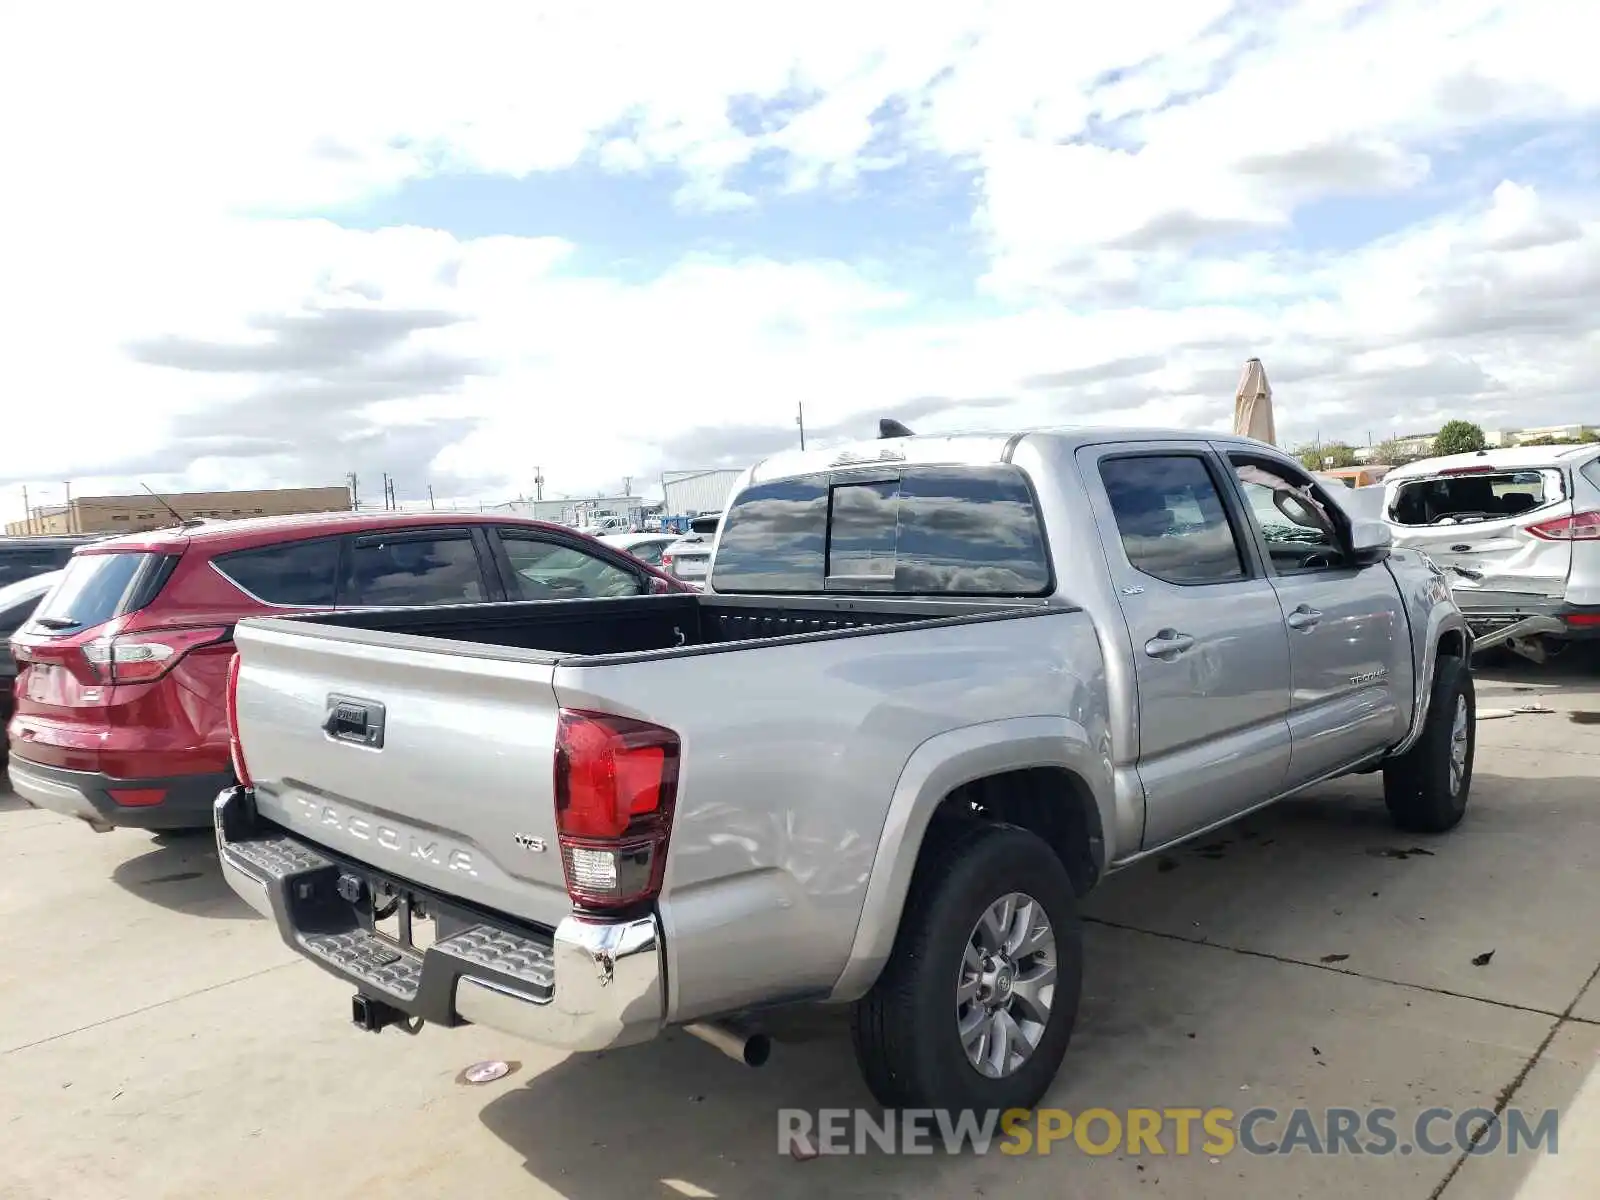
[28,552,170,632]
[1390,469,1566,526]
[213,538,340,606]
[712,465,1052,595]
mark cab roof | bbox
[748,424,1287,484]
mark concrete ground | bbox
[3,654,1599,1200]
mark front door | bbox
[1083,445,1294,849]
[1222,450,1411,788]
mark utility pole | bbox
[427,484,436,511]
[347,472,360,510]
[64,482,73,532]
[381,473,391,510]
[797,402,806,450]
[622,476,632,498]
[534,467,544,501]
[21,484,30,534]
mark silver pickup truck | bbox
[216,426,1474,1113]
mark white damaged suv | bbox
[1384,443,1600,659]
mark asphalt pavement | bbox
[2,653,1598,1199]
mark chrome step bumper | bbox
[214,786,664,1052]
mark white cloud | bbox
[1,0,1597,525]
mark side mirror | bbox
[1349,517,1391,565]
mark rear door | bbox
[1223,450,1409,787]
[1387,465,1573,598]
[1080,443,1294,847]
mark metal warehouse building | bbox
[661,469,744,516]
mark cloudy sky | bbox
[3,0,1595,522]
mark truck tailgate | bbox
[231,621,572,929]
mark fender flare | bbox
[826,715,1111,1002]
[1391,601,1471,757]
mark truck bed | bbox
[271,592,1048,661]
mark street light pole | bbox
[797,402,806,450]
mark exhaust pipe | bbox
[1470,615,1565,654]
[684,1019,771,1067]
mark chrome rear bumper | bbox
[213,786,664,1052]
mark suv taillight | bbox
[81,627,229,684]
[226,651,251,787]
[1527,511,1600,541]
[553,709,679,910]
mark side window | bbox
[213,538,341,606]
[499,534,643,600]
[710,479,828,593]
[346,532,487,606]
[1099,455,1247,585]
[1229,456,1346,573]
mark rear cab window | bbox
[1389,468,1567,526]
[26,552,173,633]
[710,465,1052,595]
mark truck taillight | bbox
[226,651,251,787]
[81,627,229,684]
[553,708,679,910]
[1527,511,1600,541]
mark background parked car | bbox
[598,531,677,569]
[0,535,103,587]
[5,511,689,833]
[0,569,63,767]
[660,513,721,588]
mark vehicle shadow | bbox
[476,765,1600,1198]
[110,833,259,920]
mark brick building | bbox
[5,486,352,535]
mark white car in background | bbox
[1383,443,1600,658]
[660,513,720,588]
[598,531,678,570]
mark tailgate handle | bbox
[323,695,386,749]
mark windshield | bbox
[28,552,163,632]
[1389,469,1566,526]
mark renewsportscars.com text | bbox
[778,1106,1560,1157]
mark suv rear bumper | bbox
[213,787,665,1053]
[5,758,230,830]
[1457,596,1600,641]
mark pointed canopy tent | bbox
[1233,357,1277,445]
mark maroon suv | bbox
[5,510,687,831]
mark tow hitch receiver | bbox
[351,992,421,1035]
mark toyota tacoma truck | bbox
[216,426,1475,1112]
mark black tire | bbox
[1383,653,1475,833]
[850,822,1083,1112]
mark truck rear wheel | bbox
[1383,654,1475,833]
[850,822,1082,1112]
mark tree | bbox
[1433,420,1487,456]
[1294,442,1358,471]
[1372,438,1425,467]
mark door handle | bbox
[1286,605,1323,631]
[1144,629,1196,659]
